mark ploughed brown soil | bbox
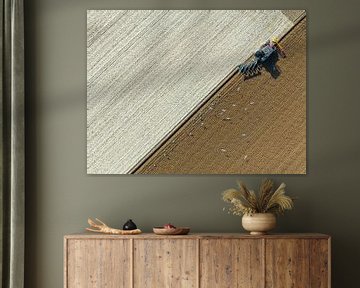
[136,18,306,174]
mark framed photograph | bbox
[87,10,307,174]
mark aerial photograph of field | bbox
[87,10,306,174]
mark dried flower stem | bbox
[222,179,294,216]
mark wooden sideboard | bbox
[64,233,330,288]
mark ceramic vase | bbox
[242,213,276,235]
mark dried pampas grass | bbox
[222,179,294,216]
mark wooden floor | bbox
[136,18,306,174]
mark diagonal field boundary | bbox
[87,10,300,174]
[136,16,307,174]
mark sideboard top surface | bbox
[64,232,330,240]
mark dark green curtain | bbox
[1,0,24,287]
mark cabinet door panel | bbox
[200,239,264,288]
[310,239,330,288]
[134,239,198,288]
[66,239,131,288]
[265,239,310,288]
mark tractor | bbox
[238,38,286,79]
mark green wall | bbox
[24,0,360,287]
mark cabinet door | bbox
[66,239,131,288]
[200,239,264,288]
[134,239,198,288]
[309,239,330,288]
[265,239,310,288]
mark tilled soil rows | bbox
[136,18,306,174]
